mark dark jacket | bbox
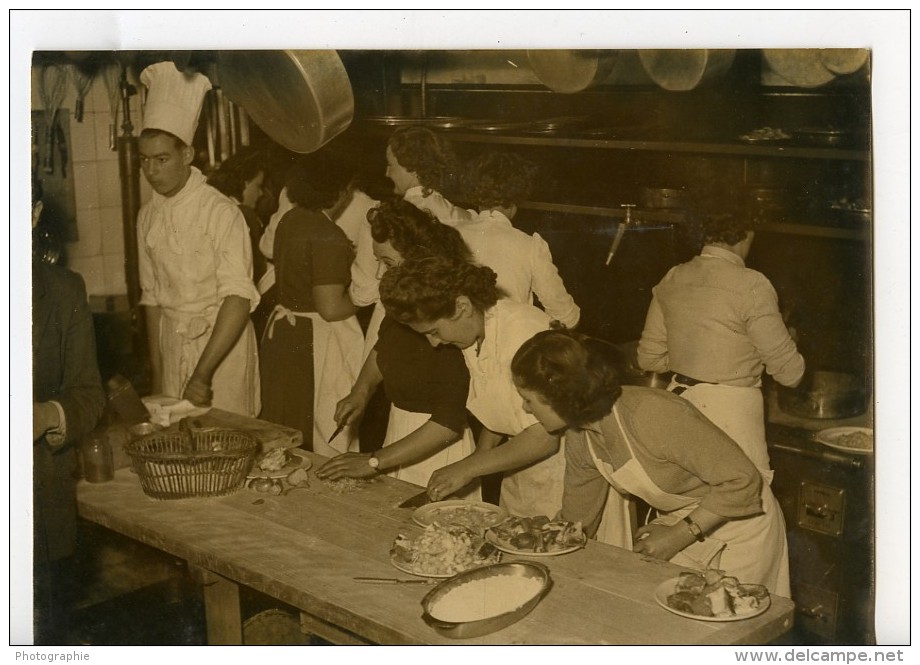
[32,262,106,562]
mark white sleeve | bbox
[529,232,580,328]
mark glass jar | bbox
[81,433,114,483]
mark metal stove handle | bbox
[770,442,864,470]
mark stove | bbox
[765,394,875,645]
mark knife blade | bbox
[328,422,345,444]
[398,489,433,509]
[353,576,437,585]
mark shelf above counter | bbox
[353,122,869,162]
[518,201,870,241]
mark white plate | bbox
[653,577,771,622]
[247,449,312,479]
[412,500,508,530]
[485,530,586,557]
[389,555,457,579]
[815,427,873,454]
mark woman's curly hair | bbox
[685,185,759,247]
[512,329,623,428]
[379,254,499,325]
[464,150,538,210]
[368,198,472,262]
[285,152,354,211]
[388,126,462,196]
[207,147,266,202]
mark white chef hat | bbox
[140,61,212,146]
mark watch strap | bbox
[683,515,705,542]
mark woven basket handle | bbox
[179,417,195,452]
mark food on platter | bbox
[666,569,770,618]
[413,501,508,532]
[390,524,500,577]
[248,477,283,495]
[739,126,791,142]
[317,475,374,494]
[258,448,292,472]
[487,515,586,554]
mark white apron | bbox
[266,306,364,458]
[467,374,565,519]
[669,380,774,484]
[159,306,260,417]
[586,404,790,596]
[384,404,480,500]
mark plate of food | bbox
[412,500,509,532]
[247,447,312,479]
[655,570,771,622]
[485,515,587,557]
[738,126,791,143]
[815,427,873,454]
[390,523,501,578]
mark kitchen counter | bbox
[77,449,795,646]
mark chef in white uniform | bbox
[136,61,260,416]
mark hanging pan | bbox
[526,49,618,93]
[217,50,354,154]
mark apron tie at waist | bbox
[265,304,317,340]
[671,373,714,395]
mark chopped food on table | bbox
[487,515,586,553]
[391,524,500,576]
[666,569,769,618]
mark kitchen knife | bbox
[327,422,345,444]
[398,489,433,509]
[353,577,437,585]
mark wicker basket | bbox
[124,429,258,500]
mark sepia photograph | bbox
[10,8,911,656]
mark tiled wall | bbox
[31,65,152,298]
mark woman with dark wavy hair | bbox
[459,150,580,327]
[511,329,790,595]
[315,200,479,498]
[386,126,475,226]
[379,254,564,519]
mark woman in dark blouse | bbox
[316,199,479,499]
[259,154,363,456]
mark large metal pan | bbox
[527,49,618,93]
[216,50,353,154]
[638,49,736,91]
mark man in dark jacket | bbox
[32,197,106,643]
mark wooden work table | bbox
[76,449,794,646]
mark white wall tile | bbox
[100,206,125,256]
[68,113,96,164]
[66,207,102,258]
[66,254,106,296]
[72,161,99,210]
[97,159,122,208]
[102,253,128,295]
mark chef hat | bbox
[140,61,212,146]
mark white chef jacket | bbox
[456,209,581,328]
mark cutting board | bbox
[106,409,302,470]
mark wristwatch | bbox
[683,516,706,543]
[367,454,381,471]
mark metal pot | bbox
[613,341,673,389]
[640,186,690,210]
[217,50,354,154]
[776,370,868,420]
[527,49,618,93]
[638,49,736,91]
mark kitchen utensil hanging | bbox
[39,64,67,174]
[605,204,636,266]
[101,62,122,150]
[68,62,96,122]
